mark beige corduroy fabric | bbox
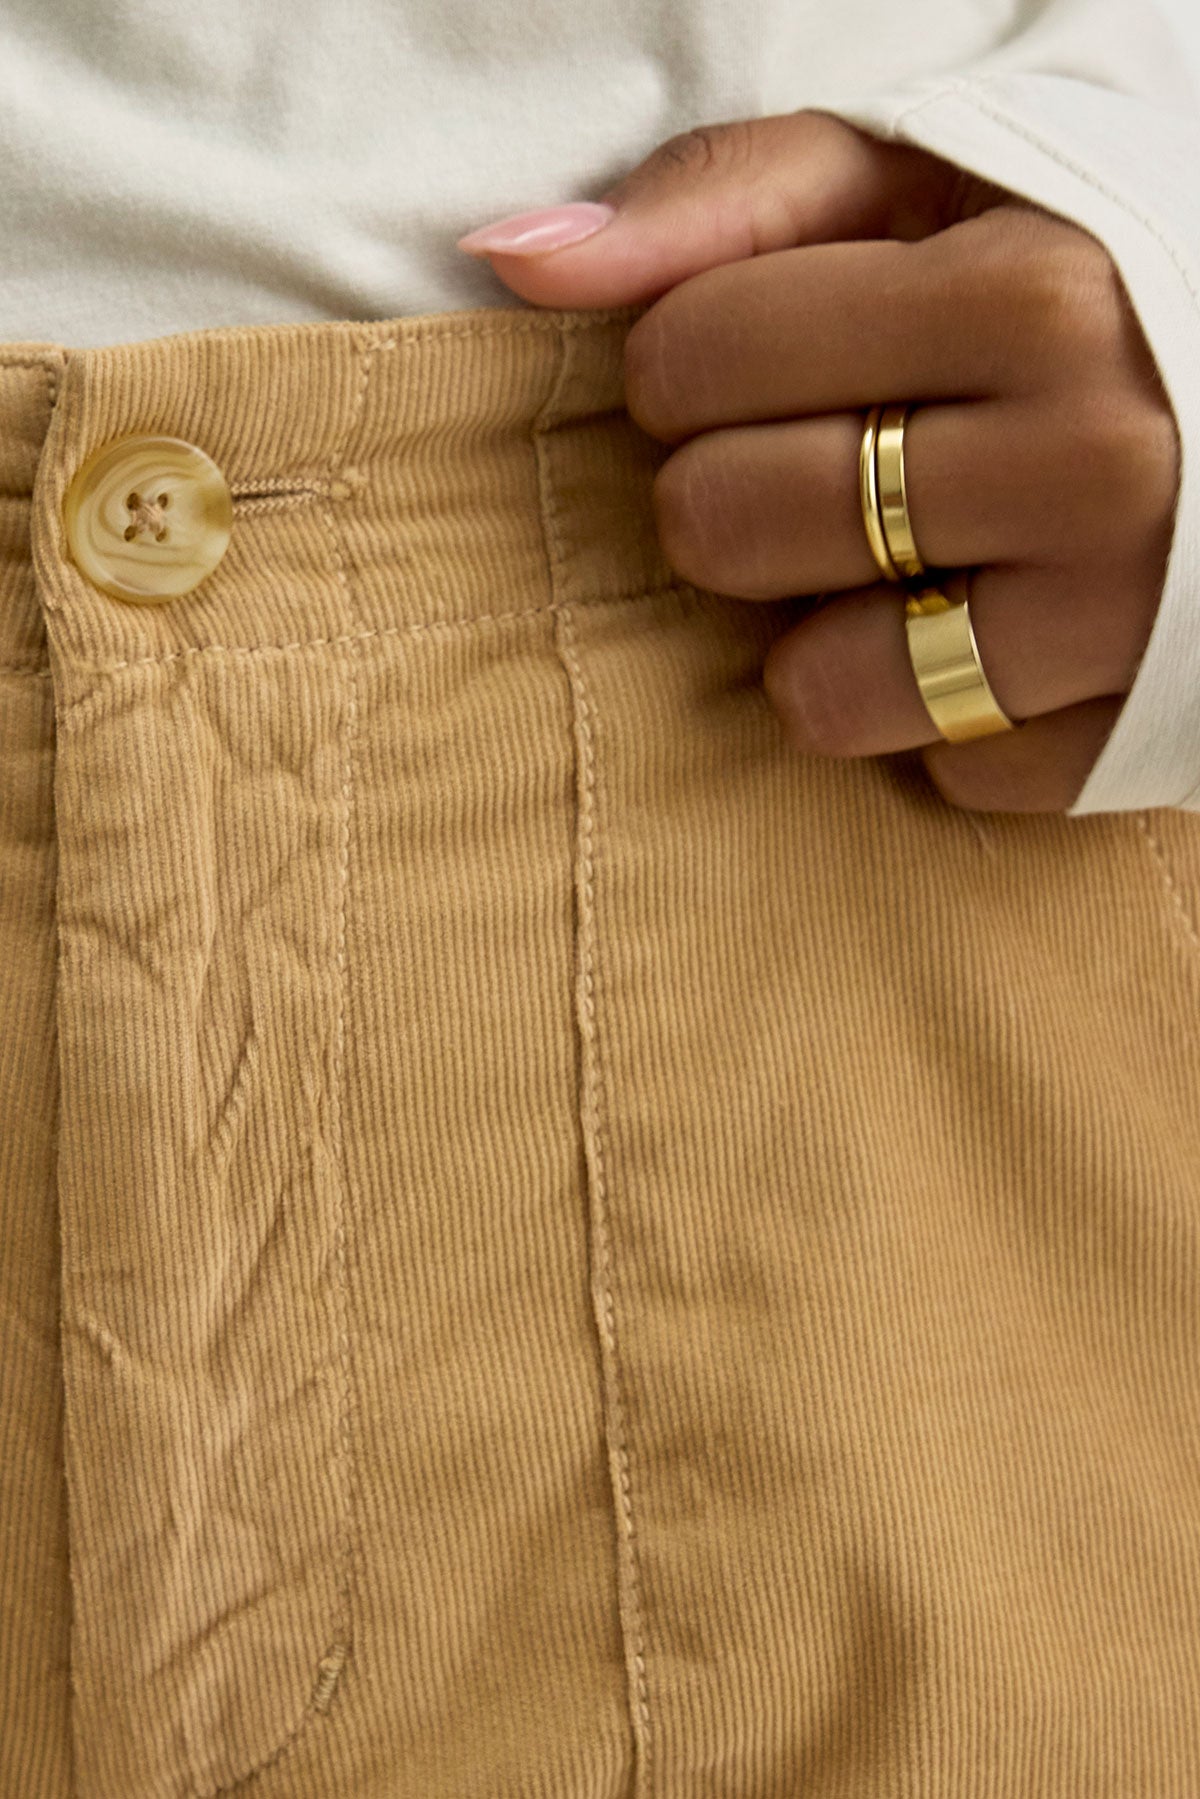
[3,306,1200,1799]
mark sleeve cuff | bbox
[819,73,1200,816]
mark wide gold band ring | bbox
[860,403,1016,743]
[904,587,1016,743]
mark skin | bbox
[459,111,1182,815]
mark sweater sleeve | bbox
[817,0,1200,817]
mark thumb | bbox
[455,111,974,310]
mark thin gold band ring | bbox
[858,405,903,583]
[876,404,927,581]
[858,405,1017,743]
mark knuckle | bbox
[1118,398,1180,523]
[646,120,757,182]
[623,311,683,440]
[920,748,983,810]
[651,444,745,590]
[919,737,1074,815]
[919,745,1010,812]
[658,125,724,177]
[763,636,859,756]
[1012,230,1124,358]
[651,449,711,579]
[624,292,716,444]
[1066,392,1181,541]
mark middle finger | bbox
[652,400,1099,600]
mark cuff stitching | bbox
[948,78,1200,325]
[907,75,1200,814]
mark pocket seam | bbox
[1135,811,1200,970]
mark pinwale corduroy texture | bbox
[3,305,1200,1798]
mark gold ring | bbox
[904,587,1016,742]
[859,406,902,583]
[876,404,927,581]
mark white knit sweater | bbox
[2,0,1199,816]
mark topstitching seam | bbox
[202,335,372,1799]
[48,585,699,728]
[1,476,351,509]
[0,307,644,376]
[539,327,654,1794]
[1136,813,1200,970]
[941,78,1200,316]
[0,353,64,382]
[3,313,644,685]
[0,359,60,681]
[356,308,645,355]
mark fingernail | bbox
[456,202,616,257]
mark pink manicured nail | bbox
[456,202,616,257]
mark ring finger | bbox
[651,398,1105,601]
[761,562,1149,756]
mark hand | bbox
[457,112,1182,813]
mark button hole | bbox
[123,524,137,541]
[126,491,140,509]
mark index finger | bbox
[623,208,1109,442]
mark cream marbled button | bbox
[62,434,233,604]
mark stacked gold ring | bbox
[859,403,1015,744]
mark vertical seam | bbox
[313,336,372,1682]
[1136,812,1200,967]
[210,338,373,1797]
[535,327,653,1795]
[43,354,62,411]
[37,349,81,1799]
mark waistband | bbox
[0,301,677,676]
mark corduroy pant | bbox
[3,304,1200,1799]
